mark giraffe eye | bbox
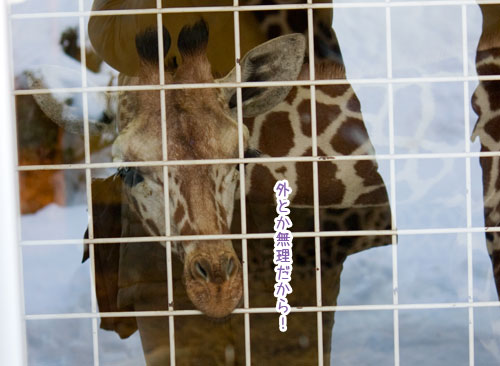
[117,167,144,187]
[236,148,261,171]
[244,148,261,159]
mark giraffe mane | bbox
[298,60,347,81]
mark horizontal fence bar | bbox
[24,301,500,320]
[19,226,500,247]
[12,75,500,96]
[9,0,500,20]
[15,151,500,172]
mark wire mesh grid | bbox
[6,1,500,365]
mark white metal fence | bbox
[4,1,500,365]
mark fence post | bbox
[0,1,27,365]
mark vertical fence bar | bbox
[0,1,27,365]
[306,2,324,365]
[155,1,177,364]
[461,4,475,366]
[77,1,99,365]
[385,1,400,365]
[232,2,252,365]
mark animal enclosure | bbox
[2,0,500,365]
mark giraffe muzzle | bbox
[184,249,243,318]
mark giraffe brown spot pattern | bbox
[484,115,500,142]
[174,204,186,226]
[320,84,350,99]
[476,48,500,63]
[477,64,500,111]
[249,164,276,203]
[330,117,369,155]
[316,101,342,136]
[298,99,341,137]
[294,148,346,206]
[275,166,287,174]
[471,93,482,116]
[354,160,384,187]
[181,222,197,236]
[477,62,500,76]
[285,86,298,105]
[495,158,500,192]
[484,80,500,111]
[317,160,346,205]
[354,187,389,206]
[258,111,295,157]
[347,94,361,112]
[286,10,308,33]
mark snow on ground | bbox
[12,1,500,365]
[22,204,146,366]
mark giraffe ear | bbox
[217,34,306,117]
[24,65,117,136]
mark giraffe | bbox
[471,4,500,299]
[85,7,391,364]
[88,57,393,365]
[28,2,393,363]
[16,25,112,214]
[32,21,308,319]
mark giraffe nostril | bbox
[194,261,209,281]
[226,257,235,278]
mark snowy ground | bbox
[11,0,500,365]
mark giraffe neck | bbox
[471,47,500,146]
[243,61,390,211]
[472,4,500,297]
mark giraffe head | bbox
[32,20,305,318]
